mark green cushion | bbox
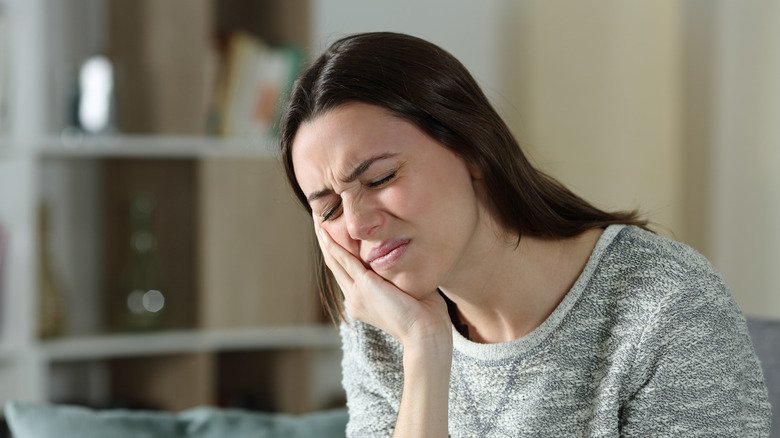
[4,402,180,438]
[4,401,347,438]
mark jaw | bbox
[438,205,516,300]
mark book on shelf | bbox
[208,32,303,139]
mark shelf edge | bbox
[39,325,340,362]
[34,134,279,159]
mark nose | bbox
[343,194,382,241]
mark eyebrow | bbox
[306,152,398,203]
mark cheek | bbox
[321,221,361,258]
[377,184,413,216]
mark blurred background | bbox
[0,0,778,423]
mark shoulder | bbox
[586,225,751,362]
[599,226,763,381]
[605,225,719,283]
[596,225,733,312]
[604,231,772,434]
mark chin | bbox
[381,271,439,300]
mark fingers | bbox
[313,219,352,286]
[314,219,371,283]
[312,218,393,320]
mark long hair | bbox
[280,32,649,323]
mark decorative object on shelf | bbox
[104,160,197,332]
[74,55,116,135]
[37,202,67,339]
[119,194,167,331]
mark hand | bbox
[314,220,452,348]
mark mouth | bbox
[367,239,410,271]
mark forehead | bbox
[291,103,409,189]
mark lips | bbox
[366,239,410,270]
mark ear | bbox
[467,161,483,180]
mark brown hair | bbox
[280,32,649,322]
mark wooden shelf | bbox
[0,0,334,409]
[34,135,277,159]
[40,325,339,362]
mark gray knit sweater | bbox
[340,224,772,437]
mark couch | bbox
[2,402,347,438]
[2,317,776,437]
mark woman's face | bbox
[291,103,484,298]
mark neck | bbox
[440,211,602,343]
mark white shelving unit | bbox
[35,135,275,159]
[0,0,45,406]
[40,325,340,362]
[0,0,345,413]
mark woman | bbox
[280,32,771,437]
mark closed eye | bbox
[320,171,395,221]
[368,172,396,188]
[322,201,342,221]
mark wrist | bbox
[402,330,453,369]
[400,308,453,347]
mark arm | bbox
[393,327,452,437]
[316,223,452,437]
[619,272,772,436]
[340,320,451,437]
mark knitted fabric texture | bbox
[340,225,772,437]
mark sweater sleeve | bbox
[618,269,772,437]
[340,320,403,438]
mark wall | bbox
[312,1,780,319]
[315,0,686,240]
[710,0,780,319]
[507,1,684,240]
[313,0,509,111]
